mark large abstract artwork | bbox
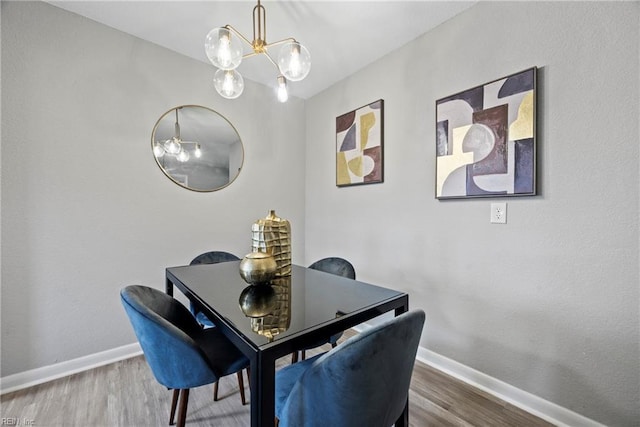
[435,68,536,199]
[336,99,384,186]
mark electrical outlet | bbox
[490,203,507,224]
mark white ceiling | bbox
[46,1,476,99]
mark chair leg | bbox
[291,351,299,364]
[301,350,306,361]
[177,389,190,427]
[169,389,180,425]
[213,381,219,401]
[237,370,246,405]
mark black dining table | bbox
[166,261,409,427]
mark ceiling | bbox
[46,1,476,99]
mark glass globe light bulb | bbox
[277,41,311,82]
[153,142,165,158]
[177,149,190,162]
[213,69,244,99]
[194,144,202,158]
[164,137,182,155]
[205,27,243,70]
[277,76,288,103]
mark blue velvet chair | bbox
[188,251,246,404]
[120,285,250,427]
[275,309,425,427]
[188,251,240,328]
[291,257,356,363]
[308,257,356,279]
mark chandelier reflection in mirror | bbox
[205,0,311,102]
[151,105,244,192]
[153,108,202,163]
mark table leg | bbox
[395,298,408,316]
[165,277,173,296]
[395,399,409,427]
[250,353,276,427]
[395,297,409,426]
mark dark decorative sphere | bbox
[238,285,277,318]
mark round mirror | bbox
[151,105,243,192]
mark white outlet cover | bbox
[490,202,507,224]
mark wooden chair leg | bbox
[213,381,219,401]
[169,389,180,425]
[291,351,298,363]
[177,389,190,427]
[237,370,246,405]
[301,350,306,361]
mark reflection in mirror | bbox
[151,105,243,192]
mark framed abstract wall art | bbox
[435,67,537,199]
[336,99,384,186]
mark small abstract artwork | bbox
[435,68,537,199]
[336,99,384,186]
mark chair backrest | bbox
[190,251,240,265]
[279,309,425,427]
[188,252,241,323]
[120,285,217,389]
[308,257,356,280]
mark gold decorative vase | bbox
[239,252,277,285]
[251,210,291,277]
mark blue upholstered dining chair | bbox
[187,251,246,403]
[291,257,356,363]
[308,257,356,279]
[120,285,250,427]
[188,251,240,328]
[275,309,425,427]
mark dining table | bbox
[165,260,409,427]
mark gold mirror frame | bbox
[151,105,244,192]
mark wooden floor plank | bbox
[1,331,555,426]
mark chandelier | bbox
[153,108,202,163]
[204,0,311,102]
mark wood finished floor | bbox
[1,330,555,426]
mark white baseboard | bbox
[352,324,604,427]
[0,343,142,395]
[416,347,605,427]
[0,330,605,427]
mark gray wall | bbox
[1,1,306,376]
[2,1,639,426]
[304,2,638,426]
